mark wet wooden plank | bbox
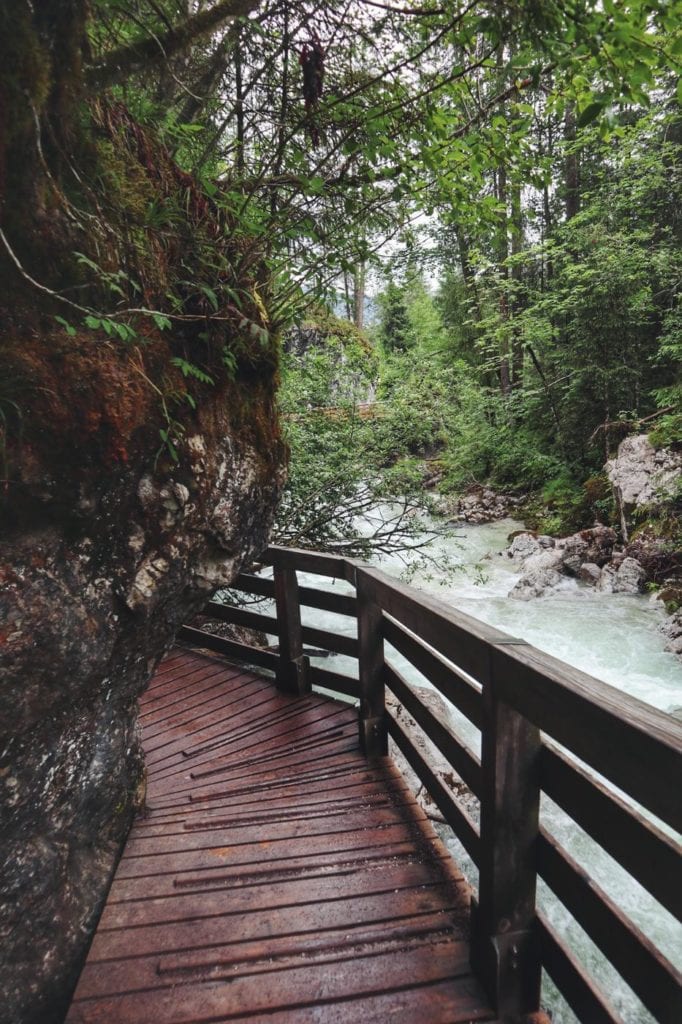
[68,645,495,1024]
[69,940,480,1024]
[96,860,462,931]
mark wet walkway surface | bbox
[67,645,497,1023]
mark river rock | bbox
[509,568,566,600]
[582,525,618,565]
[447,485,522,524]
[556,526,616,574]
[522,548,566,575]
[507,532,554,560]
[660,609,682,656]
[507,526,616,595]
[579,562,602,584]
[596,557,646,594]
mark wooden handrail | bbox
[185,546,682,1024]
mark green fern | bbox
[170,357,214,385]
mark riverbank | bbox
[429,432,682,660]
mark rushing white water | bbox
[292,517,681,1024]
[371,518,682,1023]
[380,518,682,716]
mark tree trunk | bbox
[354,264,365,331]
[510,179,524,387]
[564,104,581,220]
[235,32,246,175]
[496,163,512,398]
[456,227,482,320]
[87,0,258,89]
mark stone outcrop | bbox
[605,434,682,539]
[596,556,647,594]
[604,435,682,652]
[659,608,682,657]
[445,485,522,524]
[0,338,285,1023]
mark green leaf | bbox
[170,357,214,386]
[152,313,172,332]
[113,322,136,342]
[55,315,76,337]
[84,315,101,330]
[74,251,99,273]
[199,284,219,311]
[577,101,605,128]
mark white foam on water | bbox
[302,515,681,1023]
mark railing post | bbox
[356,569,387,758]
[273,564,310,695]
[471,644,542,1019]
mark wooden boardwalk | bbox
[67,645,497,1024]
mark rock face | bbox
[605,435,682,538]
[0,347,284,1023]
[1,11,287,1019]
[0,341,284,1023]
[596,556,647,594]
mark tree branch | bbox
[87,0,259,90]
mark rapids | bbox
[296,517,681,1024]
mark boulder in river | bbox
[447,485,522,523]
[659,609,682,656]
[507,526,618,598]
[596,556,647,594]
[579,562,602,584]
[509,568,567,601]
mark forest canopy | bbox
[2,1,680,323]
[0,0,680,532]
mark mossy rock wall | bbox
[0,8,286,1021]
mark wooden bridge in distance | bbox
[68,546,682,1024]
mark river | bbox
[294,517,681,1024]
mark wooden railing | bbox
[179,545,682,1024]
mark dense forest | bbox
[266,5,682,590]
[0,2,680,1022]
[2,1,680,538]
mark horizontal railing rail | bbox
[179,544,682,1024]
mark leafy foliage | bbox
[2,0,680,540]
[274,309,449,561]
